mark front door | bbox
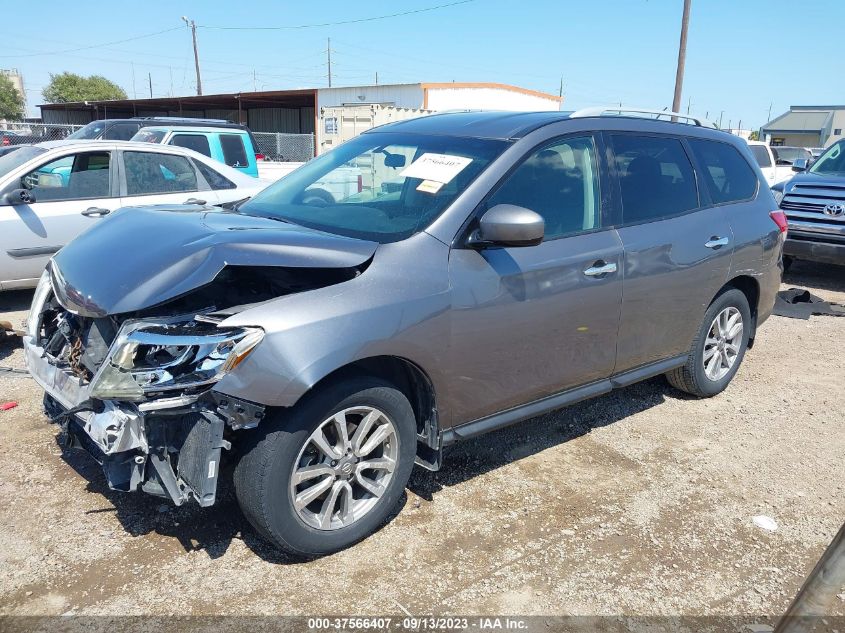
[0,150,116,286]
[447,135,623,425]
[610,133,734,372]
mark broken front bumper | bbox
[24,334,236,507]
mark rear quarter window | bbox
[219,134,249,168]
[195,160,236,190]
[749,145,771,168]
[688,139,758,204]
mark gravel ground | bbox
[0,260,843,620]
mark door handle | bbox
[81,207,111,217]
[704,236,729,249]
[583,261,618,277]
[184,198,207,205]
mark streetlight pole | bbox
[671,0,692,115]
[182,16,202,96]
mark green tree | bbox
[42,72,127,103]
[748,130,760,141]
[0,75,24,121]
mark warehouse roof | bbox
[763,109,833,133]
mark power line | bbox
[0,26,182,58]
[198,0,476,30]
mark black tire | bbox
[233,377,416,556]
[666,288,751,398]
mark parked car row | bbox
[0,140,270,289]
[21,108,784,555]
[69,117,264,178]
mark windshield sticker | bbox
[416,180,445,194]
[401,153,473,184]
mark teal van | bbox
[131,125,261,178]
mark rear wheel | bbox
[234,377,416,556]
[666,288,751,397]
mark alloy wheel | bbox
[289,406,399,531]
[702,306,743,381]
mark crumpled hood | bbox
[50,205,377,317]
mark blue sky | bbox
[4,0,843,129]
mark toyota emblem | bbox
[823,203,845,217]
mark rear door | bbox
[118,149,218,207]
[0,149,117,286]
[610,133,733,373]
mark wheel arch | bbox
[720,274,760,346]
[292,355,442,470]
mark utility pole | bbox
[767,102,773,123]
[148,73,153,98]
[182,16,202,96]
[327,38,332,87]
[686,96,691,114]
[559,76,564,98]
[671,0,692,116]
[131,63,137,99]
[253,70,257,92]
[719,110,724,128]
[375,71,378,85]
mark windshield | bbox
[238,132,508,243]
[809,141,845,176]
[67,121,107,140]
[0,145,47,178]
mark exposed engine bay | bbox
[24,261,364,507]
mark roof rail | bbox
[139,116,233,124]
[569,106,717,128]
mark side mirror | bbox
[472,204,544,247]
[791,158,809,172]
[3,188,35,206]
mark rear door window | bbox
[612,135,699,224]
[170,134,212,157]
[219,134,248,168]
[123,151,198,196]
[688,139,758,204]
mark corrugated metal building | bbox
[39,82,562,155]
[762,105,845,148]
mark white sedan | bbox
[0,140,271,290]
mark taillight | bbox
[770,210,788,233]
[357,174,363,193]
[255,153,265,161]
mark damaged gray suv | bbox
[24,109,785,555]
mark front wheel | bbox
[666,288,751,398]
[233,377,416,556]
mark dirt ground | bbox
[0,260,843,621]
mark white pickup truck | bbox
[747,141,811,186]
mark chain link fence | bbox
[1,123,314,163]
[0,122,83,145]
[252,132,314,163]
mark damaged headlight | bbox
[89,319,264,401]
